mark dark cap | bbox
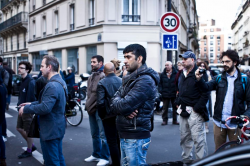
[179,51,196,60]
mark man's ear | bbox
[137,56,143,63]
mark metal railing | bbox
[0,12,28,32]
[70,23,74,31]
[55,28,58,34]
[1,0,12,9]
[89,18,95,26]
[122,15,140,22]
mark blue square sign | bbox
[162,34,178,50]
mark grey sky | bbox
[196,0,243,30]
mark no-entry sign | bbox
[160,12,180,33]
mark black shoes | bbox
[18,151,32,159]
[18,146,37,159]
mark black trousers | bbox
[102,117,121,166]
[162,98,177,122]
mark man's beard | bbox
[224,65,234,73]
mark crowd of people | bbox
[0,45,250,166]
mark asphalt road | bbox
[5,95,216,166]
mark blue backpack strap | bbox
[216,74,222,84]
[241,73,247,92]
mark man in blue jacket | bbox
[19,55,67,166]
[111,44,159,166]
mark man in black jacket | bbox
[195,50,250,150]
[159,61,179,125]
[16,61,37,159]
[176,51,209,163]
[111,44,159,166]
[97,62,122,166]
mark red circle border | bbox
[160,12,180,33]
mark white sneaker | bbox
[2,136,7,142]
[97,159,109,166]
[85,155,100,162]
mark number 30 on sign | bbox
[160,12,180,33]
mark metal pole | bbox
[167,0,172,62]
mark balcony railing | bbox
[43,0,46,6]
[55,28,58,34]
[70,23,74,31]
[122,15,140,22]
[43,32,46,38]
[1,0,12,9]
[0,12,28,32]
[89,18,95,26]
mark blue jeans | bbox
[6,95,11,104]
[0,123,5,160]
[40,137,66,166]
[120,138,151,166]
[89,111,109,160]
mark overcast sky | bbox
[196,0,243,31]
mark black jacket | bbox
[17,74,36,106]
[158,67,177,98]
[111,64,160,139]
[197,68,250,124]
[97,73,122,120]
[3,66,13,94]
[175,65,209,121]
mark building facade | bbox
[232,0,250,65]
[0,0,29,72]
[199,19,232,64]
[0,0,199,76]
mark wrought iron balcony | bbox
[70,23,74,31]
[1,0,12,9]
[122,15,140,22]
[0,12,28,32]
[89,18,95,26]
[55,28,58,34]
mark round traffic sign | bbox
[160,12,180,33]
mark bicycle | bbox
[215,115,250,153]
[65,87,84,126]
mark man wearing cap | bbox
[175,51,209,163]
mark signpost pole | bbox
[167,0,172,62]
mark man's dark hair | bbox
[123,44,147,64]
[19,61,32,73]
[43,55,59,72]
[0,57,3,63]
[3,62,8,66]
[91,55,104,64]
[220,50,240,67]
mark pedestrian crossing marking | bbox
[22,147,44,165]
[5,113,12,118]
[9,106,18,112]
[7,129,16,137]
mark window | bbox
[43,0,46,6]
[24,32,26,48]
[204,41,207,46]
[33,21,36,39]
[43,16,46,37]
[5,39,7,52]
[17,56,28,69]
[89,0,95,26]
[210,35,214,39]
[55,11,59,34]
[204,53,207,58]
[210,47,213,51]
[218,47,220,51]
[33,0,36,10]
[210,59,214,63]
[210,41,213,45]
[204,29,207,32]
[32,53,43,71]
[70,4,75,31]
[228,43,232,45]
[204,47,207,52]
[53,50,62,68]
[67,48,78,74]
[210,28,214,32]
[11,36,13,51]
[86,46,97,74]
[217,36,220,40]
[122,0,140,22]
[17,34,19,50]
[228,36,231,39]
[210,53,213,57]
[218,41,220,45]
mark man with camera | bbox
[175,51,209,163]
[195,50,250,150]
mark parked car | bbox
[12,74,21,95]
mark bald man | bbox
[97,62,122,166]
[158,61,179,125]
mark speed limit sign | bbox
[160,12,180,33]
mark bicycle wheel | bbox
[215,140,240,153]
[66,101,83,126]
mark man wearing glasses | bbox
[195,50,250,150]
[16,61,37,159]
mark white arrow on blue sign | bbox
[162,34,178,50]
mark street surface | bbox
[5,94,216,166]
